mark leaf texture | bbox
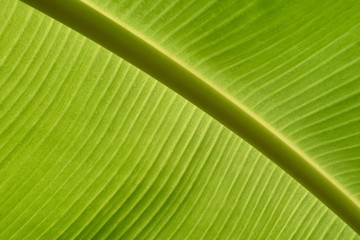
[85,0,360,200]
[0,0,359,239]
[87,0,360,200]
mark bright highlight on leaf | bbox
[1,0,360,239]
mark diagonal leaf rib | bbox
[21,0,360,234]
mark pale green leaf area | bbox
[89,0,360,199]
[0,1,359,240]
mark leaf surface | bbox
[1,0,360,239]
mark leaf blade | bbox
[20,0,360,233]
[1,0,359,238]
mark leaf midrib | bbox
[20,0,360,234]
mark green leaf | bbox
[0,0,359,239]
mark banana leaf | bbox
[1,0,359,239]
